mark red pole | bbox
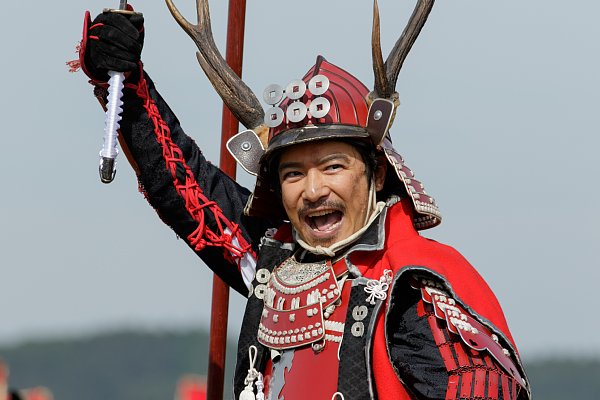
[207,1,247,399]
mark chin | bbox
[310,238,337,248]
[301,229,344,248]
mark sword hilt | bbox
[102,8,137,15]
[97,0,131,184]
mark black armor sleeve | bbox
[94,71,281,295]
[386,275,527,400]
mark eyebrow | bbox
[278,152,351,173]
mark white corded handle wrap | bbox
[99,0,128,183]
[99,70,124,183]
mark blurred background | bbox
[1,0,598,398]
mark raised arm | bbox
[75,8,280,294]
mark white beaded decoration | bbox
[239,345,259,400]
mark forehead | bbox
[278,140,362,166]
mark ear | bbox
[374,156,387,191]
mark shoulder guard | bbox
[411,276,529,392]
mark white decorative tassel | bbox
[255,372,265,400]
[239,345,260,400]
[239,386,255,400]
[364,269,393,305]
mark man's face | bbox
[278,140,384,248]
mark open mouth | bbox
[305,210,344,233]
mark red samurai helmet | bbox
[167,0,440,230]
[228,55,441,230]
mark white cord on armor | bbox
[332,392,345,400]
[239,345,260,400]
[364,178,377,225]
[364,269,393,305]
[255,372,265,400]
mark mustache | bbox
[298,200,346,219]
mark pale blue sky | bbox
[1,0,598,359]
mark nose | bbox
[302,169,330,203]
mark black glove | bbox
[83,11,144,82]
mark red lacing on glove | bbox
[133,71,255,266]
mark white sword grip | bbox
[101,70,124,159]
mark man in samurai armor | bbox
[73,1,531,399]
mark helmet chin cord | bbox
[295,180,385,257]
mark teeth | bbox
[308,210,334,217]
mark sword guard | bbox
[102,8,142,16]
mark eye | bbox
[281,170,302,181]
[325,163,343,172]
